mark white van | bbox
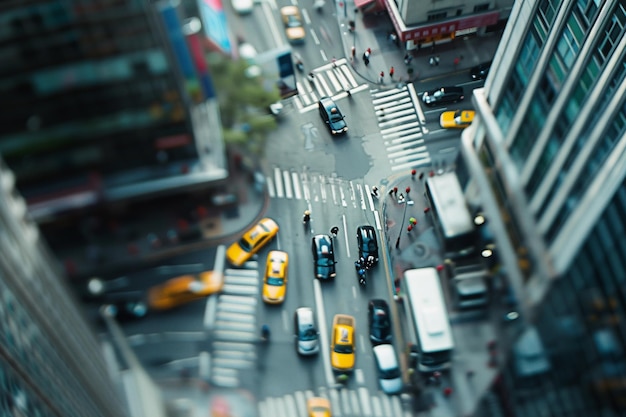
[372,344,403,394]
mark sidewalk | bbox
[378,170,523,416]
[336,1,501,87]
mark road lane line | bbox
[341,214,350,258]
[358,387,372,416]
[313,279,334,387]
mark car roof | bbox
[296,307,314,323]
[373,344,398,369]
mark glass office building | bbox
[460,0,626,414]
[0,0,226,222]
[0,156,128,417]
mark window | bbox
[474,3,489,12]
[427,12,447,21]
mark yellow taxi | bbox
[147,271,224,310]
[262,251,288,304]
[330,314,356,372]
[280,6,306,43]
[226,218,279,266]
[439,109,475,129]
[307,397,332,417]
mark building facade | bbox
[373,0,512,48]
[460,0,626,413]
[0,156,129,417]
[0,0,226,223]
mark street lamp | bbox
[395,199,414,249]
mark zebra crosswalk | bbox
[209,263,260,388]
[258,387,412,417]
[371,84,432,171]
[265,168,377,210]
[294,58,369,113]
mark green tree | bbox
[207,53,281,156]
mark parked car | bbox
[373,344,403,394]
[368,299,392,344]
[262,251,288,304]
[312,234,336,279]
[330,314,356,372]
[318,96,348,135]
[147,271,224,310]
[470,61,492,80]
[280,6,306,43]
[294,307,320,355]
[356,225,379,264]
[421,86,464,106]
[439,110,475,129]
[226,218,279,266]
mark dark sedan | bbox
[357,225,379,264]
[368,299,392,344]
[470,61,492,80]
[421,86,464,106]
[312,234,336,280]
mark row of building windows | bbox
[525,4,625,201]
[545,97,626,243]
[425,3,494,21]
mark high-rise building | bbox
[0,156,130,417]
[0,0,226,223]
[0,0,228,279]
[461,0,626,413]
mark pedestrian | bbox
[435,55,440,66]
[429,56,435,67]
[393,186,398,195]
[405,186,411,194]
[407,224,413,233]
[351,46,356,60]
[379,71,384,84]
[418,172,424,180]
[330,226,339,237]
[389,66,395,78]
[409,217,417,225]
[371,186,379,196]
[332,57,337,67]
[367,47,371,55]
[411,169,416,178]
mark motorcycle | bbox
[355,260,367,287]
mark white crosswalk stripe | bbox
[265,169,379,216]
[371,85,432,172]
[294,59,367,112]
[210,263,260,388]
[258,389,407,417]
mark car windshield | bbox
[380,366,401,379]
[373,316,390,328]
[266,277,284,286]
[286,16,301,27]
[238,236,254,252]
[316,257,333,266]
[300,327,318,341]
[334,344,353,354]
